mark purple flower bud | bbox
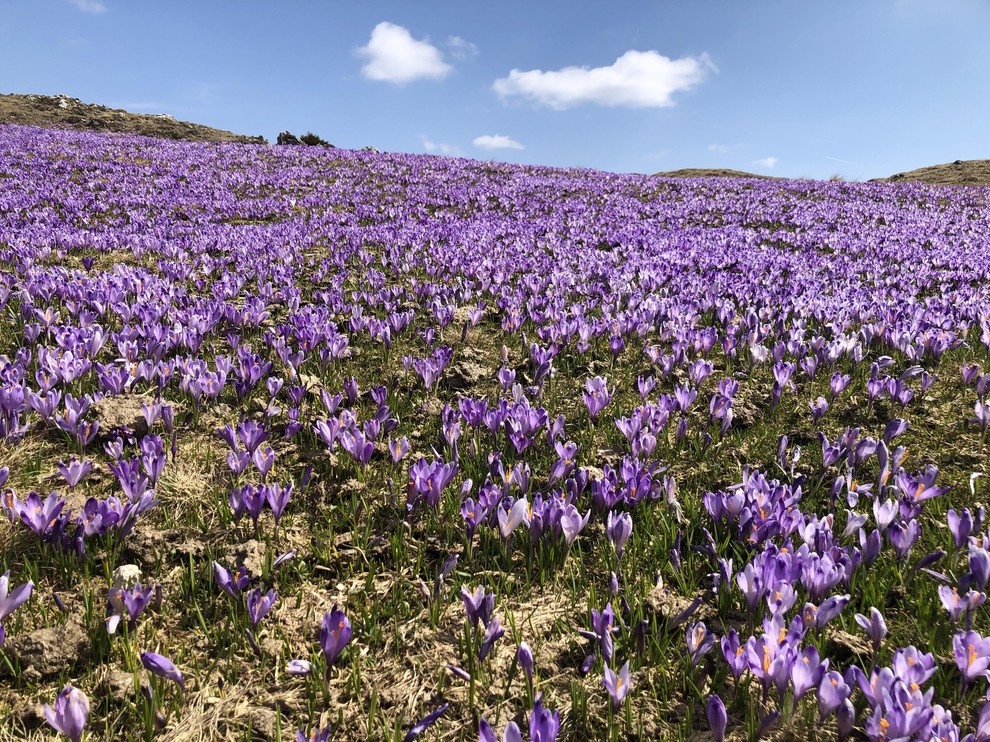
[606,511,633,559]
[320,605,352,673]
[445,663,470,681]
[854,607,887,652]
[836,698,856,740]
[480,615,504,661]
[140,652,185,690]
[286,659,312,676]
[517,642,534,684]
[706,695,727,742]
[245,588,277,628]
[403,702,448,742]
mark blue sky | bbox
[2,0,988,180]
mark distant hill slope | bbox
[876,159,990,187]
[0,93,266,144]
[654,168,776,180]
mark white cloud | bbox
[493,50,712,110]
[708,143,730,154]
[473,134,524,151]
[67,0,107,13]
[446,36,478,61]
[358,22,452,84]
[753,157,778,168]
[420,135,459,156]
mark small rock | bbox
[242,707,281,740]
[112,564,142,590]
[5,620,92,678]
[582,465,605,482]
[227,539,267,577]
[298,373,323,395]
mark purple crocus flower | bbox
[265,482,293,526]
[975,400,990,434]
[462,585,494,628]
[860,527,882,566]
[810,594,850,631]
[706,694,727,742]
[245,588,277,628]
[388,436,410,463]
[721,629,749,678]
[0,571,34,647]
[320,605,352,672]
[896,465,950,507]
[939,586,986,623]
[582,376,611,422]
[589,602,619,665]
[140,652,185,690]
[559,504,590,546]
[529,694,560,742]
[603,660,631,707]
[817,670,851,720]
[43,685,90,742]
[57,457,92,490]
[790,646,826,701]
[836,699,855,740]
[340,428,374,468]
[686,622,714,667]
[403,702,449,742]
[18,491,65,538]
[810,396,828,421]
[252,445,275,480]
[970,547,990,591]
[891,645,936,687]
[606,511,633,559]
[479,614,504,661]
[854,607,887,652]
[107,583,155,634]
[497,496,530,539]
[954,629,990,684]
[480,718,522,742]
[947,508,976,550]
[213,563,251,597]
[295,727,332,742]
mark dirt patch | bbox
[90,395,151,436]
[3,619,92,680]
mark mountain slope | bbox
[0,93,266,144]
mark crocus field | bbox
[1,123,990,742]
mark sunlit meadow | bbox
[1,123,989,741]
